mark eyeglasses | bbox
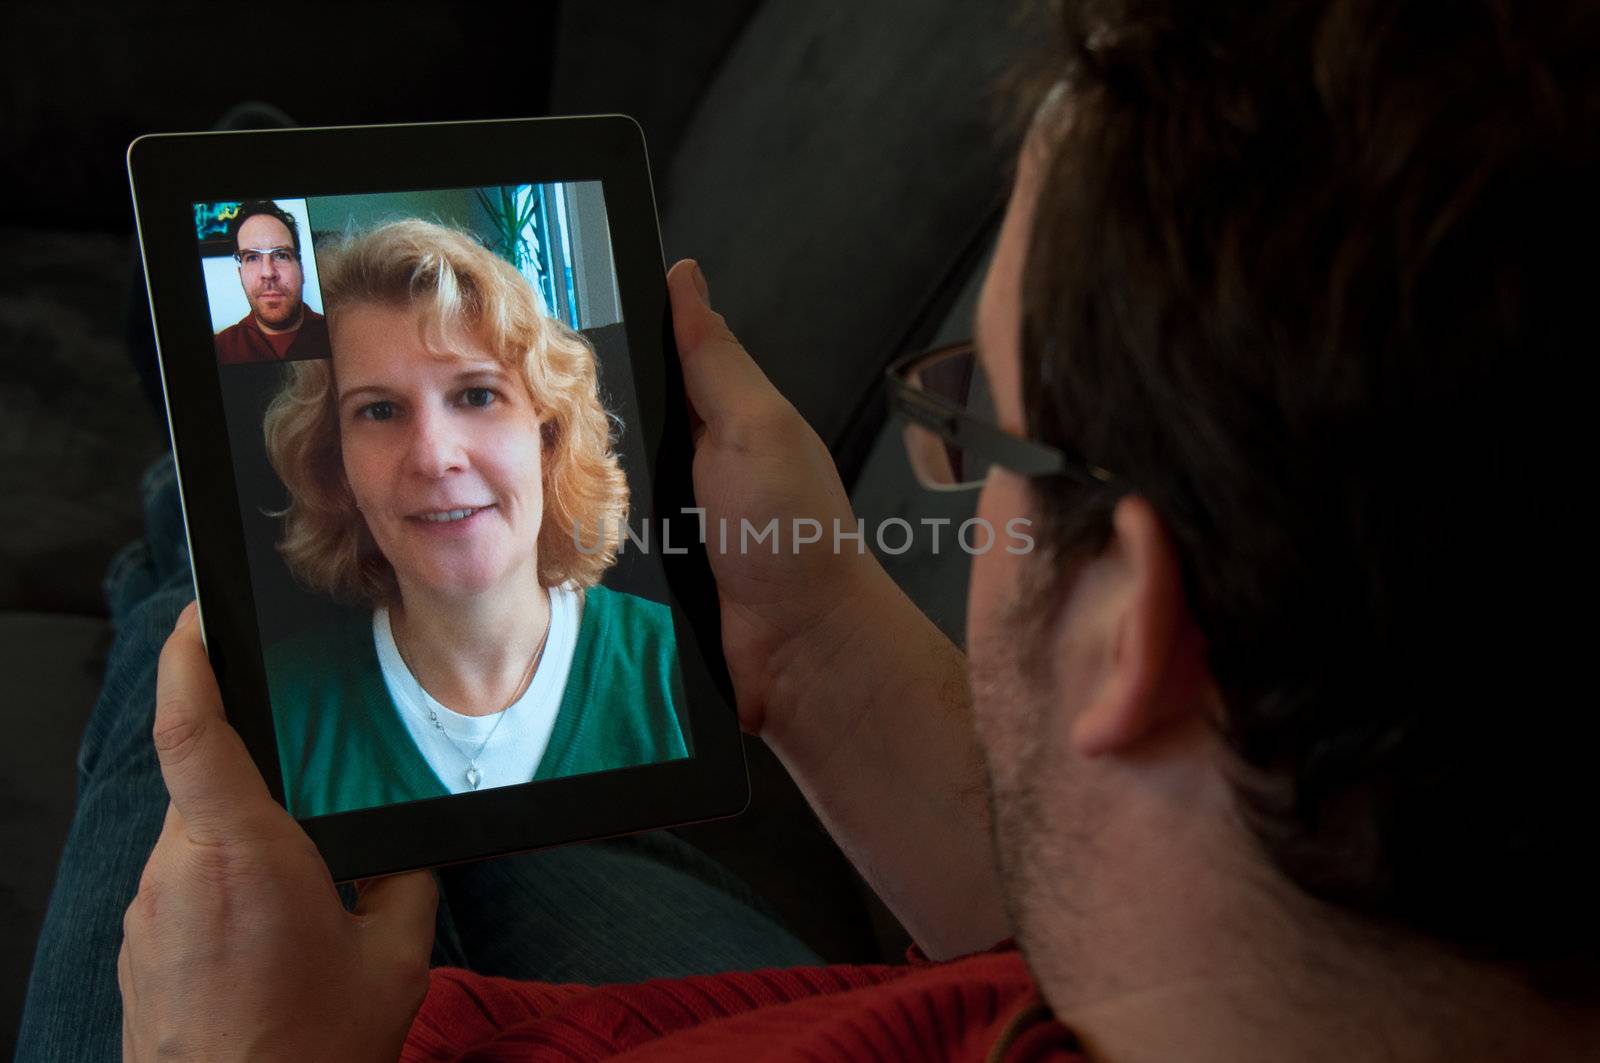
[233,247,299,269]
[885,340,1120,492]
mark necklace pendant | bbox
[466,764,481,790]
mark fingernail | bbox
[175,601,198,630]
[690,261,710,305]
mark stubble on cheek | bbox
[967,535,1086,944]
[968,545,1052,830]
[969,608,1047,952]
[970,531,1063,762]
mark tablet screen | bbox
[190,185,692,820]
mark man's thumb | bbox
[667,259,777,429]
[354,871,438,974]
[154,602,277,842]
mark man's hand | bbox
[667,261,1010,956]
[667,260,886,744]
[119,603,436,1062]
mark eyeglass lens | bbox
[236,248,297,269]
[903,345,998,488]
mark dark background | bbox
[0,2,750,234]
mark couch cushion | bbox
[549,0,764,181]
[661,1,1028,456]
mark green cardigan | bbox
[265,585,690,819]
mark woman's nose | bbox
[406,408,466,477]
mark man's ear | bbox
[1069,494,1211,757]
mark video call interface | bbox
[192,184,691,821]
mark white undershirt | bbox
[374,584,581,794]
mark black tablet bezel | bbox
[128,116,745,882]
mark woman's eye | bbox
[359,401,396,422]
[462,387,496,408]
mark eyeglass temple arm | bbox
[887,380,1117,486]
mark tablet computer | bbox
[127,116,745,882]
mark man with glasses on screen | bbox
[212,199,331,365]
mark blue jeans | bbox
[16,458,818,1062]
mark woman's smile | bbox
[406,504,497,535]
[410,504,494,523]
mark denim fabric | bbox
[16,456,817,1062]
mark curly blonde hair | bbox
[263,218,627,605]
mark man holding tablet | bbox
[20,1,1598,1060]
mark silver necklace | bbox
[394,605,552,791]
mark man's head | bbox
[231,200,306,332]
[969,0,1598,1020]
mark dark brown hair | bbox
[229,199,302,255]
[1019,0,1598,985]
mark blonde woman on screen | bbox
[262,219,687,818]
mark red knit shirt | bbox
[212,306,331,365]
[402,945,1083,1061]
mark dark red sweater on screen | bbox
[213,307,331,365]
[402,945,1084,1062]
